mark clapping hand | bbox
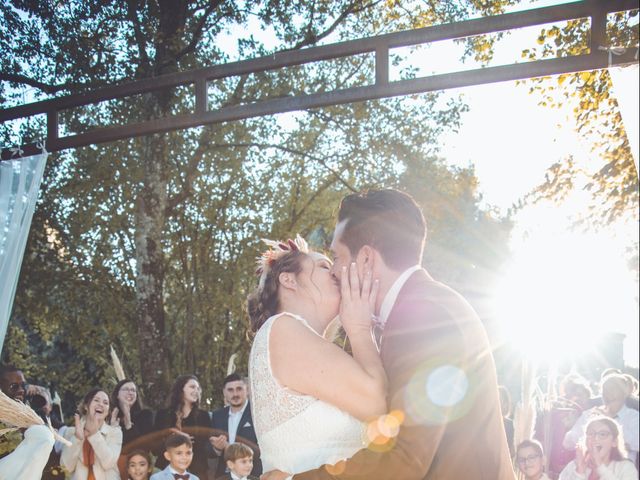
[109,407,120,427]
[209,433,229,452]
[575,444,594,475]
[339,263,379,335]
[83,411,100,438]
[119,401,133,429]
[73,413,84,441]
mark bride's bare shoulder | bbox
[269,314,323,351]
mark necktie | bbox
[174,474,190,480]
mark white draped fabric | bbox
[608,64,639,176]
[0,152,48,353]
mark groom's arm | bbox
[292,300,456,480]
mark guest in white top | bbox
[564,374,639,464]
[515,439,552,480]
[559,416,638,480]
[61,388,123,480]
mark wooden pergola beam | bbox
[1,0,638,160]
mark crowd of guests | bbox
[2,363,639,480]
[0,366,260,480]
[508,369,639,480]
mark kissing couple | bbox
[247,189,514,480]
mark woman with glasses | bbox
[563,374,639,464]
[110,379,154,478]
[152,374,212,479]
[559,416,638,479]
[515,439,551,480]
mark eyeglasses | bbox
[586,430,612,440]
[8,382,28,392]
[517,454,541,465]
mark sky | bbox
[219,0,640,367]
[434,41,640,366]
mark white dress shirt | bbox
[228,400,248,444]
[378,264,422,328]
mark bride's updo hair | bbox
[247,249,307,333]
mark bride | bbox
[247,235,386,475]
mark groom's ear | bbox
[278,271,297,290]
[357,245,375,270]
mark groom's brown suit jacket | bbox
[295,269,515,480]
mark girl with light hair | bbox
[559,416,637,479]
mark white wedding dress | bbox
[249,312,366,474]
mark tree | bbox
[519,9,639,225]
[1,0,515,407]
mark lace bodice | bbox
[249,312,365,474]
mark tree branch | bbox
[162,0,226,68]
[206,141,358,192]
[0,72,79,95]
[289,0,383,51]
[126,0,151,71]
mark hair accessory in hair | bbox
[256,234,309,289]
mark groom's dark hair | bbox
[337,189,426,270]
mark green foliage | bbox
[2,0,514,411]
[519,9,639,226]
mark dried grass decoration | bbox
[0,389,70,446]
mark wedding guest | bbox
[28,384,64,479]
[216,442,258,480]
[126,449,153,480]
[150,433,200,480]
[153,375,211,479]
[592,369,639,411]
[0,365,61,477]
[560,374,594,411]
[563,374,639,464]
[559,416,638,479]
[0,365,28,459]
[533,374,594,476]
[515,439,551,480]
[111,379,154,446]
[110,379,153,477]
[0,364,27,403]
[622,374,639,411]
[210,373,261,478]
[60,388,123,480]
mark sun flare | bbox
[493,230,638,366]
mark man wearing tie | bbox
[210,374,262,478]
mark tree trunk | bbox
[135,133,171,407]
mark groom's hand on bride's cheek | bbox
[260,470,291,480]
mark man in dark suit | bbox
[262,189,514,480]
[210,373,261,478]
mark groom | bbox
[262,189,514,480]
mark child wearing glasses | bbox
[559,416,638,480]
[515,439,551,480]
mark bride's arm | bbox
[270,264,387,421]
